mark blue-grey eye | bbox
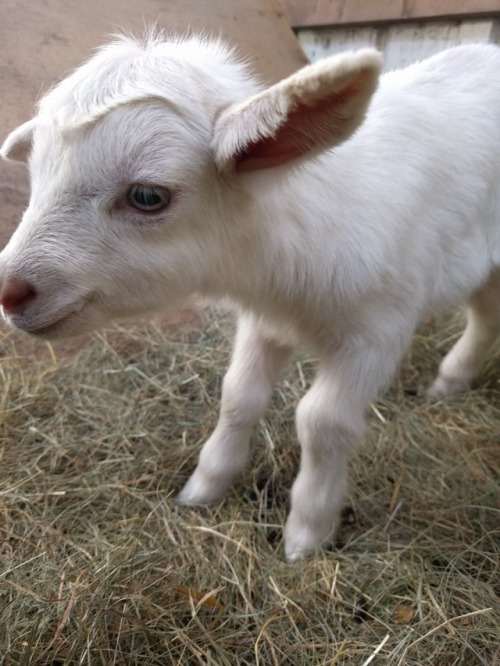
[127,184,171,212]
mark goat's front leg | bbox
[284,338,407,562]
[177,314,292,504]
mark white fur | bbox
[1,34,500,561]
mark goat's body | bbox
[206,45,500,345]
[1,37,499,560]
[181,45,500,559]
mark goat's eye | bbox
[127,184,171,213]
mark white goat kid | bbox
[1,35,500,561]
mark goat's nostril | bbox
[1,279,37,314]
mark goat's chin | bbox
[3,293,184,340]
[5,298,104,340]
[25,313,102,340]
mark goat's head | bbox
[0,32,381,338]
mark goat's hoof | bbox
[284,521,332,562]
[176,471,228,505]
[284,537,321,563]
[427,375,471,399]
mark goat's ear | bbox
[1,119,36,163]
[213,49,382,173]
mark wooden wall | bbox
[283,1,500,70]
[298,19,500,71]
[284,0,500,28]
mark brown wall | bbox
[285,0,500,28]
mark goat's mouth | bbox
[3,295,96,339]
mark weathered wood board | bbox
[285,0,500,28]
[298,19,500,70]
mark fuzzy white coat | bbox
[1,34,499,560]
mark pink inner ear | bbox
[235,85,359,173]
[235,135,305,173]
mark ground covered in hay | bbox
[0,309,498,665]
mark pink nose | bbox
[0,278,37,314]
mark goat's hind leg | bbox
[177,314,292,504]
[429,269,500,398]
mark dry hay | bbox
[0,308,498,665]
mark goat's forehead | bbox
[36,35,253,131]
[29,103,211,193]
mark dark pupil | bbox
[136,187,161,206]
